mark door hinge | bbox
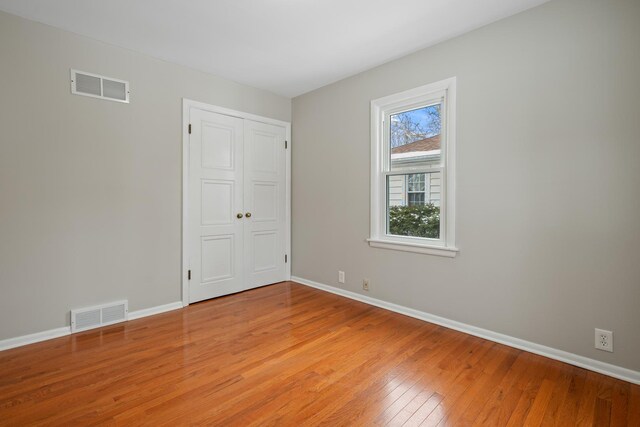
[188,269,191,280]
[285,140,288,149]
[285,254,288,263]
[188,124,192,134]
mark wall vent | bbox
[71,300,128,333]
[70,69,129,103]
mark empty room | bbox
[0,0,639,425]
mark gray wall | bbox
[0,11,291,340]
[292,0,640,371]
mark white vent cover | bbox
[71,300,128,333]
[70,69,129,103]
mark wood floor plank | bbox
[0,281,638,426]
[574,371,605,426]
[522,378,555,426]
[472,351,533,426]
[539,365,574,425]
[504,358,553,426]
[626,385,640,426]
[609,380,630,427]
[404,391,443,426]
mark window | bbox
[407,173,425,206]
[369,78,457,257]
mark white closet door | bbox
[189,109,245,303]
[243,120,287,288]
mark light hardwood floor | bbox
[0,282,638,426]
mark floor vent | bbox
[71,300,128,333]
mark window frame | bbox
[368,78,458,257]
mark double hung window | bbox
[369,78,458,257]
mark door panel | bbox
[252,231,278,271]
[243,120,286,288]
[252,183,278,221]
[201,180,234,225]
[189,109,244,303]
[201,235,234,282]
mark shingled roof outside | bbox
[391,134,440,154]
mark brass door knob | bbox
[245,212,252,218]
[237,213,243,219]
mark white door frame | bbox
[181,98,292,307]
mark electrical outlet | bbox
[362,279,370,291]
[595,328,613,352]
[338,271,345,284]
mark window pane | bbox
[387,172,441,239]
[408,193,425,206]
[390,104,442,170]
[407,173,425,192]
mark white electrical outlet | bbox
[595,328,613,352]
[338,271,345,284]
[362,279,370,291]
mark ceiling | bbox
[0,0,549,97]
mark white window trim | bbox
[368,77,458,257]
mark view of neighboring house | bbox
[388,134,442,207]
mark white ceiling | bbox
[0,0,549,97]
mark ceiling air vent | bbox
[70,69,129,103]
[71,300,128,333]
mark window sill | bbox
[367,238,459,258]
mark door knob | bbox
[237,213,243,219]
[245,212,252,218]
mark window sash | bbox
[383,168,445,243]
[383,94,446,174]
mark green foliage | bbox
[389,204,440,239]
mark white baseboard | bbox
[0,301,183,352]
[128,301,183,320]
[0,327,71,352]
[291,276,640,385]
